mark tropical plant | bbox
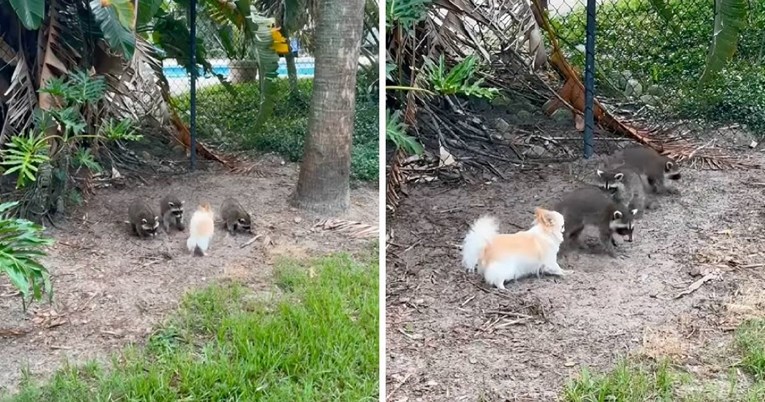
[253,0,379,96]
[699,0,749,83]
[0,1,286,214]
[1,70,142,221]
[386,109,423,155]
[0,201,54,311]
[422,55,499,99]
[386,0,433,31]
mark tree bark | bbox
[291,0,365,214]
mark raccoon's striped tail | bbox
[461,215,499,273]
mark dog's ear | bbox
[665,161,674,171]
[614,173,624,181]
[534,207,548,225]
[612,210,623,220]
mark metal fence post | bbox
[189,0,198,170]
[583,0,596,159]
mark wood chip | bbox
[674,272,719,299]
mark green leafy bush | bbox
[423,54,499,99]
[386,109,423,155]
[550,0,765,134]
[0,201,53,311]
[2,71,142,190]
[174,77,379,181]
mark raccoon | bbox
[128,200,160,238]
[160,195,185,232]
[616,146,682,195]
[595,164,650,218]
[554,187,638,257]
[220,197,252,235]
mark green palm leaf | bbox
[700,0,749,83]
[249,13,281,127]
[8,0,45,30]
[0,201,54,311]
[90,0,136,59]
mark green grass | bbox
[173,78,379,181]
[736,319,765,381]
[563,318,765,401]
[6,250,379,401]
[563,359,683,402]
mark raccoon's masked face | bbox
[664,160,681,181]
[236,216,252,232]
[609,208,638,242]
[141,216,160,236]
[596,169,625,194]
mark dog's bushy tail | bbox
[186,209,214,257]
[462,215,499,272]
[186,233,211,257]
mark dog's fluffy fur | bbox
[461,208,568,289]
[186,203,215,256]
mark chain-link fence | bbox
[159,6,317,162]
[158,3,379,180]
[545,0,765,149]
[385,0,764,211]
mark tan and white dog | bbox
[461,208,568,289]
[186,202,215,256]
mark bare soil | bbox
[0,157,378,394]
[386,138,765,401]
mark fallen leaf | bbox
[575,114,584,131]
[439,145,456,167]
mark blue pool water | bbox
[163,64,315,79]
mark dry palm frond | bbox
[386,149,408,213]
[314,218,378,239]
[38,0,82,112]
[1,52,37,144]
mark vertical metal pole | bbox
[189,0,198,170]
[583,0,596,159]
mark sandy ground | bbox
[386,140,765,401]
[0,158,378,394]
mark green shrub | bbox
[173,77,379,181]
[0,201,53,311]
[550,0,765,134]
[675,61,765,134]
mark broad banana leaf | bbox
[699,0,748,83]
[249,13,281,127]
[8,0,45,30]
[90,0,136,59]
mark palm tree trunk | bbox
[291,0,365,214]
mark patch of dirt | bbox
[0,158,378,394]
[386,142,765,401]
